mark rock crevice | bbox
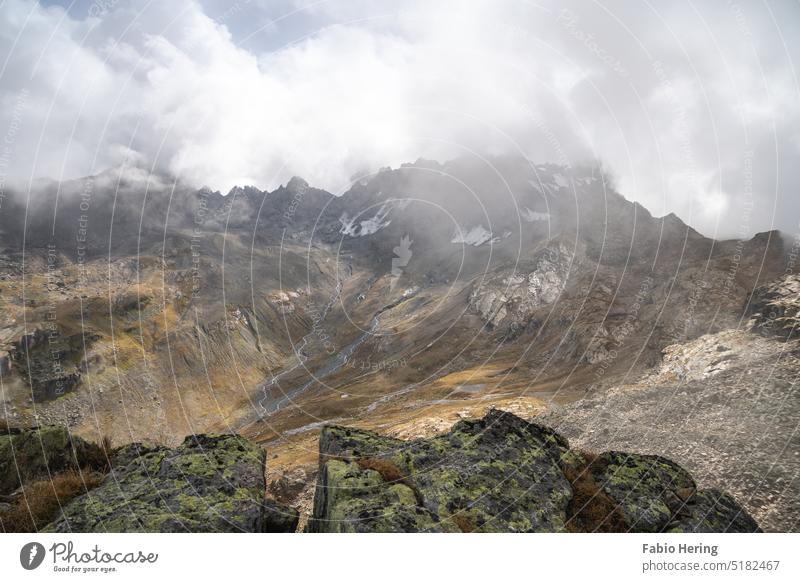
[307,410,760,533]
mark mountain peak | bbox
[286,176,309,191]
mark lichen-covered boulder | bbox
[584,452,761,532]
[667,489,761,533]
[45,434,298,532]
[587,451,697,532]
[0,426,105,495]
[307,408,573,532]
[307,410,761,533]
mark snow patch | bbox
[339,204,392,237]
[522,207,550,222]
[451,225,494,246]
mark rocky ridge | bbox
[2,411,760,533]
[0,157,795,531]
[306,409,759,533]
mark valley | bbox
[0,157,797,530]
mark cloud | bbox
[0,0,798,238]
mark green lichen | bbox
[0,426,104,495]
[45,434,297,533]
[309,409,573,533]
[308,410,759,533]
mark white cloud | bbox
[0,0,798,237]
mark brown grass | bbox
[357,457,405,482]
[99,434,114,469]
[0,468,104,532]
[563,451,628,533]
[356,457,424,506]
[450,513,476,533]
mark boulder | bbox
[307,410,760,533]
[587,451,697,532]
[667,489,761,533]
[307,408,573,532]
[46,434,298,533]
[0,426,105,495]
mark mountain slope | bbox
[0,157,791,456]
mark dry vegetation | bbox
[0,468,105,532]
[563,451,628,533]
[99,434,114,470]
[0,429,112,532]
[356,457,424,506]
[450,513,477,533]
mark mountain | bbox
[0,156,795,530]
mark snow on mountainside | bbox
[451,225,494,246]
[0,156,794,530]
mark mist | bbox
[0,0,798,239]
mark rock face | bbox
[0,426,105,495]
[8,329,89,402]
[469,244,572,330]
[46,434,298,533]
[747,273,800,338]
[307,410,760,533]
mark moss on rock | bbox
[45,434,298,533]
[0,426,105,495]
[588,451,696,532]
[667,489,761,533]
[308,409,572,532]
[307,410,760,533]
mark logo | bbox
[20,542,46,570]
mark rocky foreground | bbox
[2,410,759,533]
[307,409,759,532]
[539,327,800,532]
[45,435,299,533]
[0,425,297,532]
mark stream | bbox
[257,283,417,417]
[259,315,380,415]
